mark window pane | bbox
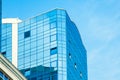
[25,69,31,76]
[50,47,57,55]
[24,31,30,38]
[51,34,56,42]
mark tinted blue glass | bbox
[0,71,9,80]
[18,9,87,80]
[24,31,30,38]
[0,23,12,62]
[25,69,31,76]
[66,15,88,80]
[0,71,2,77]
[50,47,57,55]
[1,51,6,57]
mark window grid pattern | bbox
[57,10,67,80]
[0,23,12,62]
[18,9,87,80]
[18,9,66,80]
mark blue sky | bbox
[2,0,120,80]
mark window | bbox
[74,63,77,69]
[50,47,57,55]
[51,61,57,67]
[1,40,6,46]
[44,24,49,31]
[50,22,56,29]
[50,34,56,42]
[24,31,30,38]
[51,75,57,80]
[1,52,6,57]
[25,69,30,76]
[80,72,82,78]
[69,53,71,59]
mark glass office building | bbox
[18,9,87,80]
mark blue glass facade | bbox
[0,0,13,63]
[0,71,9,80]
[18,9,87,80]
[0,23,12,62]
[66,15,87,80]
